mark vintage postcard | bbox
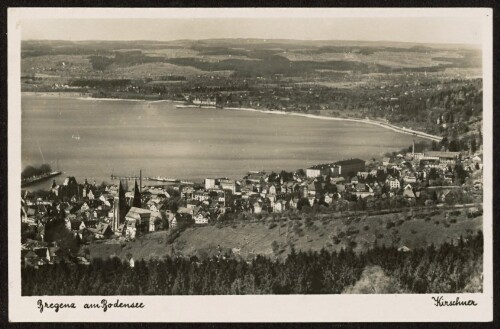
[7,7,493,322]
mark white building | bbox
[386,177,400,190]
[204,178,216,190]
[306,168,321,178]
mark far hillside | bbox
[21,39,483,151]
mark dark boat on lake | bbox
[21,171,62,188]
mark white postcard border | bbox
[7,7,494,323]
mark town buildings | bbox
[20,150,482,267]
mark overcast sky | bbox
[21,16,484,45]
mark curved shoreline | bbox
[22,92,442,142]
[176,104,442,142]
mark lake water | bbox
[21,94,423,190]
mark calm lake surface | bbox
[22,94,423,189]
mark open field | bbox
[281,50,462,68]
[87,207,482,262]
[109,62,233,78]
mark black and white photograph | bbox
[7,7,493,322]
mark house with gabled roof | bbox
[125,207,154,233]
[88,222,113,239]
[288,196,298,210]
[324,193,333,205]
[193,207,209,225]
[385,176,400,190]
[252,202,262,214]
[403,184,416,199]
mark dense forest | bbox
[22,232,482,295]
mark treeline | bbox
[21,164,52,180]
[89,52,164,71]
[22,232,482,295]
[167,56,384,77]
[69,79,132,89]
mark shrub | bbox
[268,223,277,229]
[363,225,370,231]
[386,221,395,229]
[434,220,440,226]
[411,229,417,234]
[166,229,181,244]
[397,219,405,227]
[346,226,360,236]
[450,218,457,224]
[271,241,279,254]
[425,217,431,222]
[344,218,354,226]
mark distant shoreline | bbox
[222,106,443,142]
[22,91,442,142]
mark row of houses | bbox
[306,158,366,178]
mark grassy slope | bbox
[87,208,482,261]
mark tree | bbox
[280,170,294,182]
[428,168,438,181]
[132,180,142,208]
[267,172,278,183]
[470,139,477,153]
[448,139,460,152]
[454,164,467,185]
[297,198,311,211]
[45,217,79,258]
[440,137,449,150]
[271,241,280,255]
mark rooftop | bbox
[425,151,461,158]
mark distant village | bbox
[21,146,483,268]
